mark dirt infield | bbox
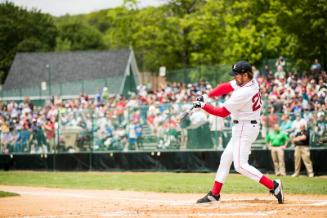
[0,185,326,218]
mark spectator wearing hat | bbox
[275,56,286,70]
[291,124,314,177]
[310,59,321,80]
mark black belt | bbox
[233,120,257,124]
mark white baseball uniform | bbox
[205,79,264,183]
[197,60,284,204]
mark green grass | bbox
[0,171,326,195]
[0,191,19,198]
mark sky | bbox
[6,0,164,16]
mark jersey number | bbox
[252,92,262,111]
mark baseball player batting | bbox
[194,61,284,204]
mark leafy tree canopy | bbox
[0,1,57,82]
[1,0,326,83]
[55,21,105,51]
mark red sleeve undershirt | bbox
[208,82,234,97]
[202,104,230,118]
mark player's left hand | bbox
[196,95,204,102]
[193,101,205,108]
[196,94,208,102]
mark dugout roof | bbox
[3,48,140,97]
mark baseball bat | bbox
[179,105,195,122]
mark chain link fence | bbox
[1,102,326,155]
[0,76,124,99]
[166,65,232,85]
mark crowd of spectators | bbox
[260,58,326,177]
[0,58,326,154]
[259,58,327,143]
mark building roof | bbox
[4,49,131,90]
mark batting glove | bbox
[197,94,208,102]
[193,95,205,108]
[193,101,205,108]
[196,95,204,102]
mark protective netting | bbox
[1,103,326,155]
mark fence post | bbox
[53,112,60,171]
[90,110,94,171]
[39,86,42,100]
[183,68,186,84]
[59,83,62,96]
[82,80,85,94]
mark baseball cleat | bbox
[196,191,220,203]
[270,179,284,204]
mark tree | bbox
[276,0,327,69]
[164,0,207,68]
[0,2,57,82]
[186,0,226,65]
[56,21,105,51]
[6,0,326,86]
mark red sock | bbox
[212,181,223,195]
[259,175,274,190]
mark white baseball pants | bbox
[215,121,263,182]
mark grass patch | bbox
[0,191,19,198]
[0,171,326,195]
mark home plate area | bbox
[0,186,326,217]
